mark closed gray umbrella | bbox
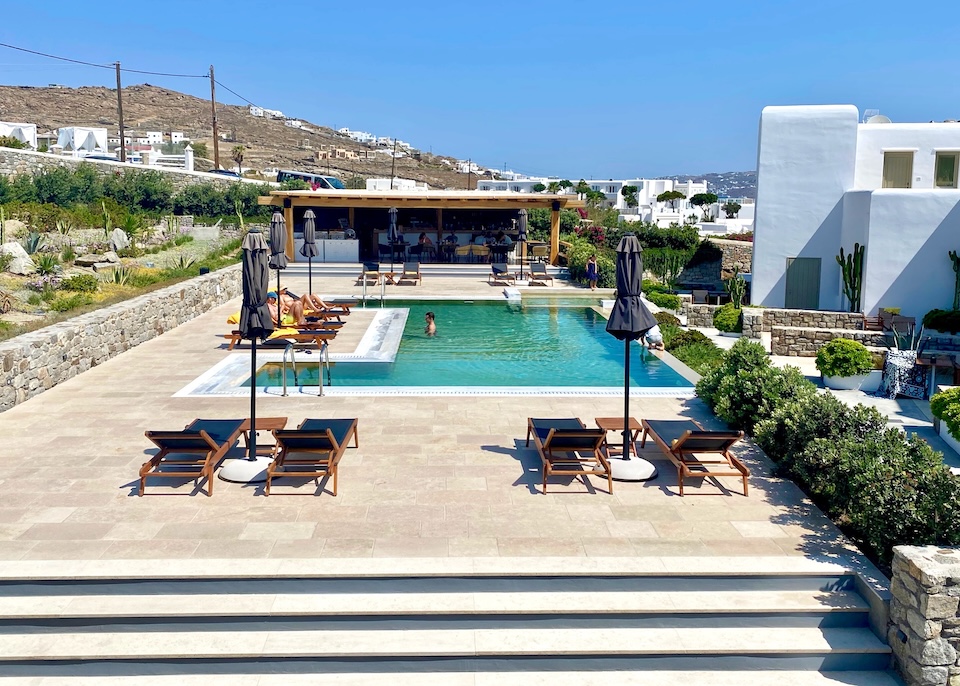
[387,207,399,272]
[300,209,320,295]
[517,209,528,278]
[268,211,288,294]
[606,233,659,480]
[239,228,273,462]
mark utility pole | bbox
[467,158,472,191]
[209,65,220,170]
[114,62,126,162]
[389,139,398,189]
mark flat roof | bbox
[258,189,585,210]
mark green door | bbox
[785,257,821,310]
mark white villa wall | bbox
[854,123,960,190]
[860,190,960,315]
[752,105,860,309]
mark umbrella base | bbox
[609,457,658,482]
[219,456,272,483]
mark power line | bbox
[214,80,257,107]
[0,42,206,79]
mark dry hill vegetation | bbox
[0,84,469,189]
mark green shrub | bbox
[923,308,960,334]
[712,303,742,333]
[815,338,873,377]
[61,273,99,293]
[755,392,887,466]
[670,341,725,375]
[696,337,816,434]
[665,329,712,351]
[61,245,76,263]
[50,293,92,312]
[654,311,680,328]
[931,387,960,441]
[642,279,671,295]
[647,291,682,310]
[0,252,12,272]
[565,237,616,288]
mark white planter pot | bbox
[823,371,881,392]
[936,420,960,459]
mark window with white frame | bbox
[512,185,521,192]
[882,151,914,188]
[607,185,616,193]
[935,152,959,189]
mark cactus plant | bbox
[950,250,960,311]
[836,243,864,313]
[724,266,747,309]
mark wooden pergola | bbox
[257,189,584,264]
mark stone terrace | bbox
[0,273,884,570]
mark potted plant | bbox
[713,302,742,337]
[815,338,876,391]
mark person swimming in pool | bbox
[424,311,436,337]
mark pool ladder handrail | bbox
[281,341,331,397]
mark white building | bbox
[0,122,37,149]
[752,104,960,315]
[171,132,186,144]
[474,175,709,228]
[146,131,163,145]
[249,105,265,117]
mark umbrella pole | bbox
[623,339,631,461]
[276,269,280,298]
[249,337,257,461]
[307,257,312,296]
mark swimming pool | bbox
[245,298,693,390]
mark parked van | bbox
[276,170,345,189]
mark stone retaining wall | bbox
[685,303,720,328]
[0,148,262,192]
[676,239,753,289]
[0,265,241,412]
[888,546,960,686]
[770,326,889,357]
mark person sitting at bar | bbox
[418,232,433,246]
[495,231,513,247]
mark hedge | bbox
[699,338,960,570]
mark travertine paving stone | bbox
[0,274,874,570]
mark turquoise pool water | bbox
[249,299,692,389]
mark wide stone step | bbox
[0,589,869,622]
[0,671,905,685]
[0,626,890,661]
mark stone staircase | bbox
[0,559,901,684]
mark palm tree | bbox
[231,145,246,175]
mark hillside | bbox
[0,84,469,189]
[0,83,756,195]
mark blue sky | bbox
[2,0,960,179]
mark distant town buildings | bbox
[366,177,429,191]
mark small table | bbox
[595,417,643,458]
[239,417,288,456]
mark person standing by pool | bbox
[424,311,436,337]
[586,254,599,290]
[645,324,664,350]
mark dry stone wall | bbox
[685,304,719,328]
[771,326,889,356]
[0,265,241,412]
[888,546,960,686]
[0,148,261,193]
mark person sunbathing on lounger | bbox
[278,288,350,318]
[267,291,305,326]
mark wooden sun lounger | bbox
[528,263,554,286]
[489,263,516,286]
[267,418,359,496]
[140,418,283,497]
[224,325,341,350]
[526,417,612,495]
[640,419,748,496]
[396,262,421,285]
